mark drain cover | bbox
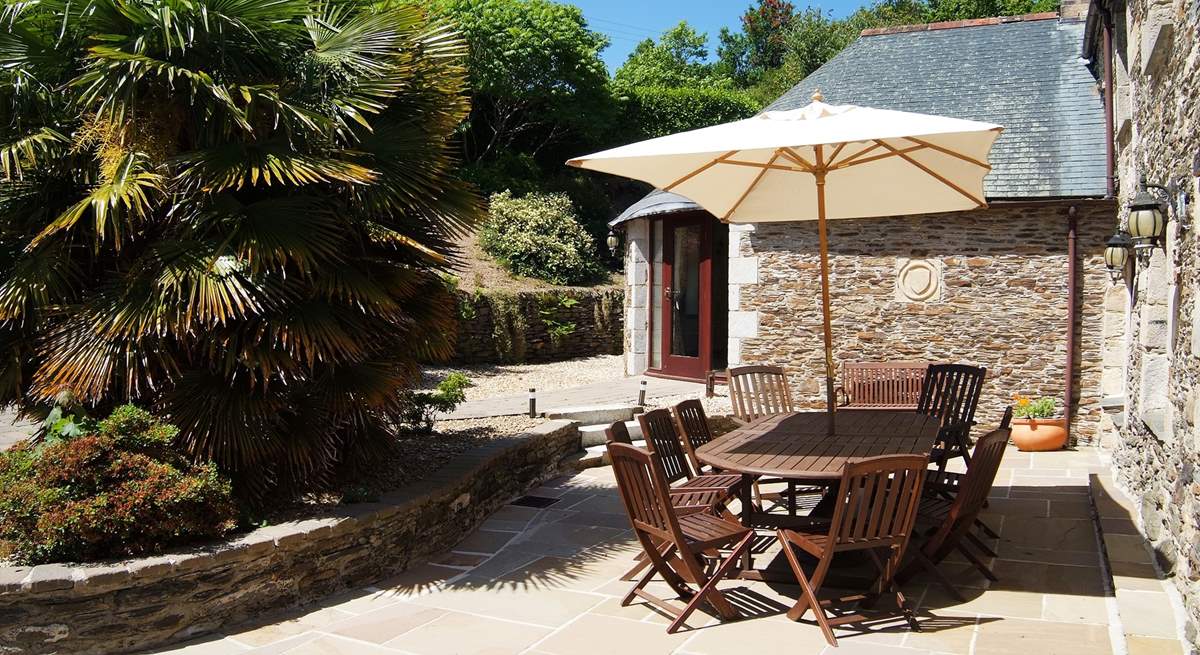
[510,495,560,508]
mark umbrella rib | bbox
[781,148,817,171]
[664,150,739,192]
[829,142,884,168]
[723,150,784,221]
[721,159,809,173]
[874,139,987,207]
[901,137,992,170]
[833,145,926,169]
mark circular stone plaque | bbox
[896,258,942,302]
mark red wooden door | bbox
[659,215,711,380]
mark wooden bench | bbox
[835,361,929,410]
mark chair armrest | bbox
[834,385,849,407]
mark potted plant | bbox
[1009,395,1068,451]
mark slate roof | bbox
[613,15,1106,226]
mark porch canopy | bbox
[568,91,1002,417]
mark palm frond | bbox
[28,152,163,250]
[0,127,69,181]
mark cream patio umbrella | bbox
[568,91,1002,418]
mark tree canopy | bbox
[614,21,731,91]
[0,0,479,502]
[429,0,613,163]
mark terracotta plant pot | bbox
[1010,417,1068,451]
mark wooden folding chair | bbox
[638,409,741,500]
[917,364,987,470]
[775,455,928,647]
[727,365,821,512]
[609,442,755,633]
[671,399,717,475]
[606,419,732,582]
[899,427,1011,600]
[922,406,1012,539]
[727,365,794,425]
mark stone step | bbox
[565,440,648,471]
[579,420,642,447]
[544,403,642,425]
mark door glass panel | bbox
[670,224,701,357]
[650,220,663,369]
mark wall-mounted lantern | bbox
[606,229,621,257]
[1103,230,1132,282]
[1127,175,1191,262]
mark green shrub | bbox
[401,373,473,433]
[479,191,604,285]
[0,406,237,564]
[620,86,761,140]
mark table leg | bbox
[740,473,754,572]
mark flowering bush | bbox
[0,406,237,564]
[1012,395,1058,419]
[479,191,604,285]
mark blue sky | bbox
[571,0,870,71]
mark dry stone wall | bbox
[0,421,581,655]
[1105,0,1200,643]
[452,289,623,364]
[730,202,1115,441]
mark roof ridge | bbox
[860,11,1060,37]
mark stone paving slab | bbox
[144,446,1136,655]
[446,376,706,419]
[0,409,36,450]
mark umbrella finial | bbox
[811,88,824,103]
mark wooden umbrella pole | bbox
[814,169,837,429]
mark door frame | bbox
[652,212,713,381]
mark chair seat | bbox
[679,513,752,549]
[668,488,727,512]
[924,469,965,495]
[674,473,742,497]
[917,494,954,523]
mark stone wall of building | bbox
[0,421,581,655]
[729,202,1116,441]
[452,289,623,364]
[1103,0,1200,643]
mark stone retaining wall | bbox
[452,289,623,364]
[0,420,581,655]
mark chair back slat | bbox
[927,428,1011,554]
[917,364,987,427]
[638,408,693,484]
[607,442,680,541]
[999,405,1014,430]
[727,365,794,422]
[606,420,632,444]
[672,399,712,474]
[828,455,927,549]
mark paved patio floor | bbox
[152,447,1124,655]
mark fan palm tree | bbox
[0,0,479,501]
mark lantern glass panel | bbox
[1129,206,1164,240]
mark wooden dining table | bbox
[694,409,941,575]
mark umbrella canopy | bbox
[567,92,1003,417]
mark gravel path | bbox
[422,354,625,401]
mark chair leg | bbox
[778,534,837,646]
[667,533,753,633]
[956,543,998,581]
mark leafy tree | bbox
[479,192,603,286]
[926,0,1058,21]
[429,0,613,162]
[741,0,797,72]
[0,0,479,503]
[614,22,729,91]
[715,27,756,87]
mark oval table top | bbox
[695,410,941,479]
